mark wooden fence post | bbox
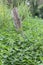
[11,7,22,32]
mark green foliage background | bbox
[0,2,43,65]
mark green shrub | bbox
[0,5,14,30]
[38,5,43,18]
[30,0,38,17]
[18,2,30,21]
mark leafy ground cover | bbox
[0,4,43,65]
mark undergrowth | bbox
[0,4,43,65]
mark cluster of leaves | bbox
[38,4,43,18]
[30,0,38,17]
[29,0,43,19]
[18,2,29,21]
[0,3,43,65]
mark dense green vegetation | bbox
[0,1,43,65]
